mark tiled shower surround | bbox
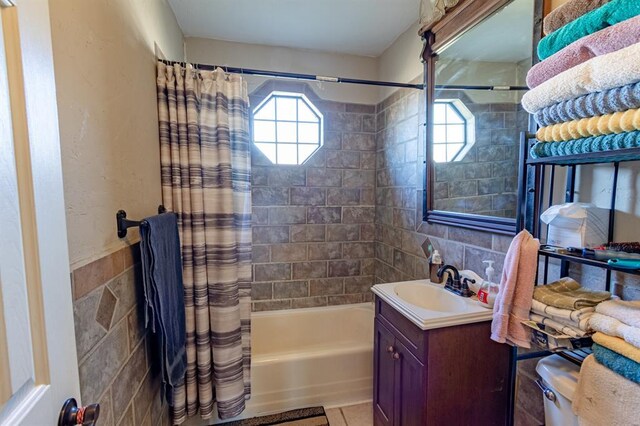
[249,81,377,311]
[71,244,170,426]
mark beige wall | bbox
[186,37,380,104]
[377,21,424,98]
[50,0,184,268]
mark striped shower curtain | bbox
[156,62,252,423]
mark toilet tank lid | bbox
[536,354,581,400]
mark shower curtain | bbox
[156,62,252,423]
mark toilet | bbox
[535,355,581,426]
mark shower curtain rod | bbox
[159,59,424,90]
[436,84,529,91]
[159,60,529,92]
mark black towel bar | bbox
[116,205,167,238]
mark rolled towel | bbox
[572,355,640,426]
[536,109,640,141]
[535,81,640,127]
[592,343,640,384]
[530,16,640,88]
[543,0,609,35]
[533,277,611,309]
[530,299,594,330]
[590,312,640,348]
[529,312,588,338]
[593,332,640,363]
[538,0,640,60]
[522,42,640,114]
[529,130,640,158]
[596,299,640,327]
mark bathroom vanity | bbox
[372,281,512,426]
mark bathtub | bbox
[206,302,374,424]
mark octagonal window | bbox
[252,92,323,165]
[432,99,475,163]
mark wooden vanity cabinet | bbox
[373,297,513,426]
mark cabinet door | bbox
[395,340,427,426]
[374,319,396,426]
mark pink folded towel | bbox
[491,230,541,348]
[528,16,640,89]
[543,0,609,35]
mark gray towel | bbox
[140,212,186,405]
[534,81,640,127]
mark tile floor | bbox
[325,402,373,426]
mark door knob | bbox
[387,345,395,353]
[58,398,100,426]
[393,352,400,360]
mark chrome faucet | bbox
[437,264,473,298]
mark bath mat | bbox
[219,407,329,426]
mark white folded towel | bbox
[590,313,640,348]
[529,313,588,338]
[596,299,640,328]
[572,355,640,426]
[531,299,594,331]
[522,42,640,113]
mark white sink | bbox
[371,279,493,330]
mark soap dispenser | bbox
[477,260,499,309]
[429,250,443,284]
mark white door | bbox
[0,0,82,425]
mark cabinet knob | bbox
[387,345,394,353]
[393,352,401,360]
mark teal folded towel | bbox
[538,0,640,60]
[530,131,640,158]
[593,343,640,384]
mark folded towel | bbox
[591,312,640,348]
[530,16,640,88]
[572,355,640,426]
[140,213,187,403]
[530,130,640,158]
[529,312,589,338]
[522,42,640,113]
[533,277,611,309]
[543,0,609,35]
[538,0,640,60]
[536,108,640,141]
[531,298,595,322]
[593,332,640,363]
[491,230,540,348]
[531,299,594,330]
[535,81,640,127]
[596,299,640,327]
[593,343,640,384]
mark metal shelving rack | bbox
[507,132,640,425]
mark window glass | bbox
[252,92,323,164]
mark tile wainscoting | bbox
[71,244,170,426]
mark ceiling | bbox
[167,0,420,57]
[440,0,535,62]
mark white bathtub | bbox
[206,302,374,424]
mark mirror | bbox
[423,0,542,234]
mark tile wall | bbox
[249,81,377,311]
[71,244,170,426]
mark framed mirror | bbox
[422,0,544,234]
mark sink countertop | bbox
[371,279,494,330]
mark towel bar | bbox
[116,205,166,238]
